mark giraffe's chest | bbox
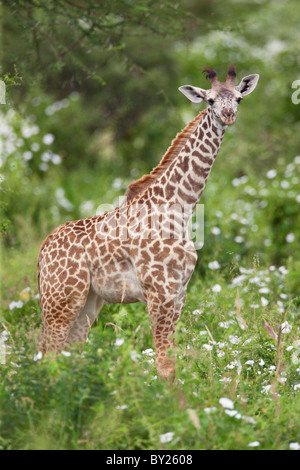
[85,234,197,304]
[89,256,147,304]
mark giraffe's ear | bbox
[178,85,206,103]
[235,74,259,96]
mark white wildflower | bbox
[211,227,221,235]
[261,384,272,394]
[9,300,23,310]
[219,321,232,328]
[114,338,124,347]
[289,442,300,450]
[39,162,48,172]
[231,274,247,286]
[212,284,222,293]
[243,416,256,424]
[245,360,254,367]
[142,348,155,357]
[192,309,203,315]
[160,432,174,444]
[23,150,33,161]
[208,260,221,270]
[225,409,241,418]
[51,154,62,165]
[248,441,260,448]
[278,266,288,275]
[281,321,292,334]
[31,142,40,152]
[41,151,52,162]
[112,177,123,189]
[294,156,300,164]
[266,169,277,179]
[42,133,55,145]
[229,335,240,345]
[80,200,94,216]
[261,297,269,307]
[130,350,140,362]
[286,233,295,243]
[1,331,9,342]
[277,377,287,385]
[33,351,43,361]
[204,407,217,414]
[219,397,234,410]
[281,180,290,189]
[259,287,270,294]
[249,276,260,284]
[61,350,71,357]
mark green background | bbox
[0,0,300,450]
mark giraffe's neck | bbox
[153,108,225,210]
[124,108,226,243]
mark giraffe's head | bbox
[179,64,259,126]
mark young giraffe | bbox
[38,65,259,381]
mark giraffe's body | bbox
[38,65,259,380]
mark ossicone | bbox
[202,66,218,84]
[225,64,236,85]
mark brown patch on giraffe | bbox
[177,187,195,205]
[190,160,208,180]
[165,183,176,199]
[204,138,217,152]
[173,247,185,260]
[153,185,164,198]
[149,240,160,254]
[180,156,189,173]
[183,179,192,192]
[170,167,183,184]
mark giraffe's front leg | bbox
[147,291,185,382]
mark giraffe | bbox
[37,65,259,381]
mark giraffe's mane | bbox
[125,109,207,202]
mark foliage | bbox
[1,0,300,451]
[1,258,300,450]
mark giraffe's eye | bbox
[208,99,214,106]
[236,97,243,104]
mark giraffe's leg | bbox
[39,290,89,353]
[38,247,91,353]
[66,287,104,344]
[147,291,186,382]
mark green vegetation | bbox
[1,0,300,450]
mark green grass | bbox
[1,247,300,450]
[1,0,300,450]
[1,120,300,450]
